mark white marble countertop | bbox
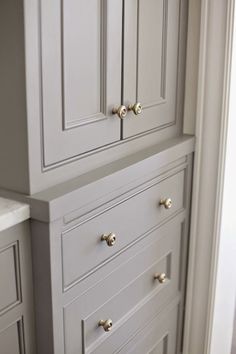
[0,197,30,232]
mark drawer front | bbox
[116,303,178,354]
[62,169,185,290]
[63,218,182,354]
[0,242,21,315]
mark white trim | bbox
[204,0,236,352]
[207,0,236,351]
[183,0,209,351]
[183,0,236,353]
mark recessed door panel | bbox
[0,242,21,315]
[63,1,104,127]
[0,320,24,354]
[123,0,181,137]
[40,0,122,166]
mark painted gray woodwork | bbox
[0,1,193,352]
[117,301,179,354]
[0,135,193,223]
[62,168,185,289]
[0,320,23,354]
[0,222,36,354]
[63,219,182,353]
[123,0,182,138]
[29,151,193,354]
[41,0,122,166]
[0,0,189,194]
[0,136,194,222]
[87,297,180,354]
[40,0,186,166]
[0,0,29,194]
[0,242,21,315]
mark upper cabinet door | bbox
[40,0,122,167]
[122,0,181,138]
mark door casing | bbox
[183,0,236,353]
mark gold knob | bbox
[101,233,116,247]
[99,319,113,332]
[159,198,172,210]
[112,105,127,119]
[128,102,142,115]
[154,273,167,284]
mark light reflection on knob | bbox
[112,105,128,119]
[154,273,167,284]
[159,198,172,210]
[128,102,142,115]
[99,319,113,332]
[101,233,116,247]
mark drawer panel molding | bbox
[117,300,179,354]
[61,169,186,291]
[63,218,182,353]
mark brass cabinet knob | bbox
[128,102,142,115]
[154,273,167,284]
[99,319,113,332]
[112,105,128,119]
[101,233,116,247]
[159,198,172,210]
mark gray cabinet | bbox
[41,0,184,166]
[0,0,188,194]
[41,0,123,165]
[123,0,181,138]
[0,222,36,354]
[0,1,193,353]
[63,219,182,353]
[29,139,194,354]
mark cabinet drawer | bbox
[62,169,185,290]
[115,302,178,354]
[63,218,182,354]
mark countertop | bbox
[0,197,30,232]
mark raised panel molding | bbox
[0,318,25,354]
[148,335,168,354]
[62,0,107,130]
[122,0,181,139]
[0,241,22,316]
[137,0,168,109]
[39,0,122,167]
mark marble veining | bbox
[0,197,30,232]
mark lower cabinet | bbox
[31,144,193,354]
[0,222,36,354]
[64,218,182,353]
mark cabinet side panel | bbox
[31,220,54,354]
[0,0,29,193]
[0,222,36,354]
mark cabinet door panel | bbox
[40,0,122,166]
[0,321,22,354]
[123,0,180,137]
